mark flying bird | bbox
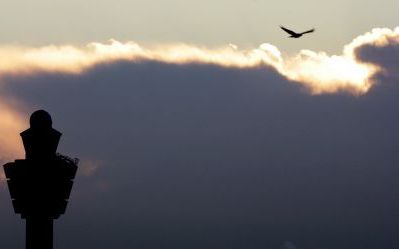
[280,26,315,38]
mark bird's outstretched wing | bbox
[280,26,298,36]
[300,28,315,35]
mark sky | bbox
[0,0,398,53]
[0,1,399,249]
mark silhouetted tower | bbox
[3,110,78,249]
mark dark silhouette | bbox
[3,110,78,249]
[280,26,315,38]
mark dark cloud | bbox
[1,50,399,249]
[355,35,399,81]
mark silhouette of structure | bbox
[3,110,78,249]
[280,26,315,38]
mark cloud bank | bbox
[1,26,398,161]
[1,27,399,249]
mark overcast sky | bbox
[0,1,399,249]
[0,0,398,53]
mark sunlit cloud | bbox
[345,27,399,54]
[0,170,5,186]
[0,100,25,165]
[282,50,374,94]
[1,27,398,94]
